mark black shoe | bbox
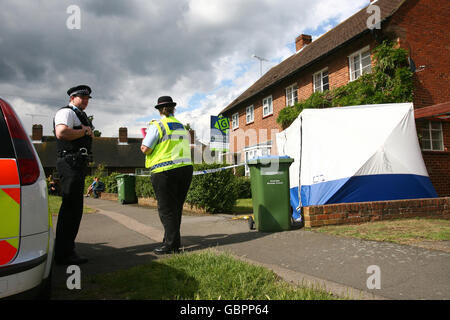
[55,252,88,265]
[154,245,180,255]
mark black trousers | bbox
[55,157,87,259]
[151,165,193,249]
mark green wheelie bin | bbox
[247,156,294,232]
[116,174,138,204]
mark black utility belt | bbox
[57,148,93,164]
[57,148,91,157]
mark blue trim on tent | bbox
[289,187,301,220]
[297,174,437,207]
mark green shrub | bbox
[186,163,239,213]
[235,176,252,199]
[84,175,94,193]
[84,172,121,193]
[234,164,246,177]
[92,165,241,213]
[103,172,122,193]
[136,176,154,198]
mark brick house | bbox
[220,0,450,196]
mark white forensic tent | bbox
[276,103,437,219]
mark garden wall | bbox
[303,197,450,228]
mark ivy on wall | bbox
[277,41,414,129]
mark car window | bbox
[0,108,16,159]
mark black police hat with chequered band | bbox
[154,96,177,109]
[67,85,92,98]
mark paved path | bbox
[52,198,450,300]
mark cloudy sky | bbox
[0,0,368,142]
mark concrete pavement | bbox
[52,197,450,300]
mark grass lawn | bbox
[54,249,341,300]
[312,218,450,249]
[232,198,253,215]
[48,195,95,215]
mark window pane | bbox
[432,140,443,151]
[352,55,361,80]
[431,131,442,141]
[361,50,370,59]
[323,73,329,88]
[314,74,321,91]
[362,56,371,68]
[362,64,372,74]
[421,128,431,139]
[422,139,431,150]
[431,122,441,130]
[353,55,360,70]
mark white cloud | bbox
[0,0,369,142]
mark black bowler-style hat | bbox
[67,85,92,98]
[154,96,176,109]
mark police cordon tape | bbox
[192,163,246,176]
[131,163,246,177]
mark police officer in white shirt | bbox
[53,85,93,265]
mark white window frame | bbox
[244,144,272,176]
[421,121,444,151]
[262,95,273,117]
[313,68,329,92]
[349,46,372,81]
[232,112,239,130]
[246,105,254,124]
[285,84,298,106]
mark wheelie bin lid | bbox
[247,155,294,165]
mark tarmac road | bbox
[51,197,450,300]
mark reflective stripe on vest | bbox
[0,159,21,265]
[145,116,192,173]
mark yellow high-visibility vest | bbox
[0,159,21,266]
[145,116,192,173]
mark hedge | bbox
[84,172,121,194]
[185,163,240,213]
[85,164,244,213]
[235,176,251,199]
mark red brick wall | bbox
[304,197,450,228]
[417,120,450,196]
[386,0,450,108]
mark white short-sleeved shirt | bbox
[141,123,160,150]
[54,104,82,128]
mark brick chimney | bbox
[295,34,312,52]
[189,129,195,145]
[32,124,43,142]
[118,127,128,144]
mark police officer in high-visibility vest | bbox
[141,96,193,254]
[53,85,94,265]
